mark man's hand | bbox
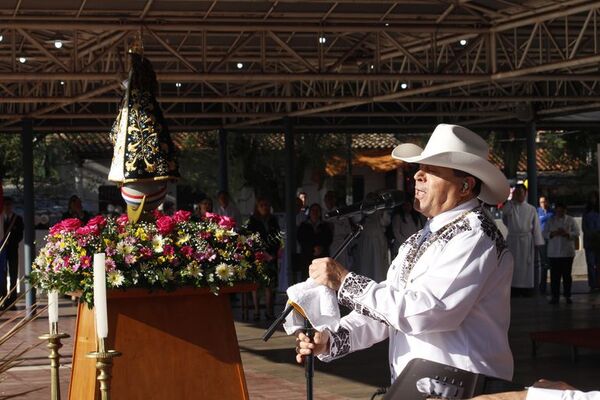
[533,379,575,390]
[295,330,330,364]
[460,379,577,400]
[458,391,527,400]
[308,257,349,291]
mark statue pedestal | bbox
[68,284,256,400]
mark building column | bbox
[284,118,296,286]
[526,122,538,206]
[21,119,36,316]
[218,128,228,193]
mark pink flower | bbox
[180,246,194,258]
[105,258,116,271]
[218,215,236,229]
[105,246,116,257]
[116,214,129,227]
[173,210,191,223]
[76,225,93,235]
[87,215,107,228]
[140,247,153,258]
[153,209,164,219]
[163,244,175,256]
[50,218,82,234]
[156,216,176,235]
[80,255,92,269]
[199,231,212,240]
[204,212,220,222]
[124,254,137,265]
[84,215,107,235]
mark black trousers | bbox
[549,257,574,300]
[1,247,19,301]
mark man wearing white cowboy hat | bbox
[295,124,514,382]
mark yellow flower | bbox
[135,228,148,241]
[176,234,190,246]
[215,229,225,241]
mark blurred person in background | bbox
[502,184,544,296]
[62,195,90,223]
[245,197,280,321]
[543,202,579,305]
[582,191,600,291]
[536,195,554,294]
[1,197,24,309]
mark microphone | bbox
[325,190,405,219]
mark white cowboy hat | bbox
[391,124,509,205]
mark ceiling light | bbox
[175,82,182,88]
[19,56,26,63]
[385,23,389,27]
[0,35,3,42]
[459,39,467,46]
[60,81,65,85]
[400,83,408,90]
[318,36,326,44]
[370,64,374,69]
[54,40,63,49]
[236,62,244,69]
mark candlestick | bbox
[48,290,59,335]
[87,337,121,400]
[93,253,108,339]
[39,332,70,400]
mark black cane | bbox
[304,317,314,400]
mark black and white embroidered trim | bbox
[339,272,371,297]
[398,212,473,287]
[338,273,391,325]
[474,209,507,257]
[328,327,351,359]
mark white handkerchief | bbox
[282,278,340,334]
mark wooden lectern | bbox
[68,284,255,400]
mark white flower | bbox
[160,267,174,282]
[107,270,125,288]
[215,263,234,281]
[152,235,164,253]
[186,263,203,278]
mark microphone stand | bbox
[262,222,363,400]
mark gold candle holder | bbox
[86,338,122,400]
[38,330,70,400]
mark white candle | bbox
[93,253,109,339]
[48,290,58,334]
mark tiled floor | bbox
[1,281,599,399]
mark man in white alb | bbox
[502,184,544,295]
[295,124,514,382]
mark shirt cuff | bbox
[317,327,351,362]
[526,387,565,400]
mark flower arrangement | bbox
[30,210,270,306]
